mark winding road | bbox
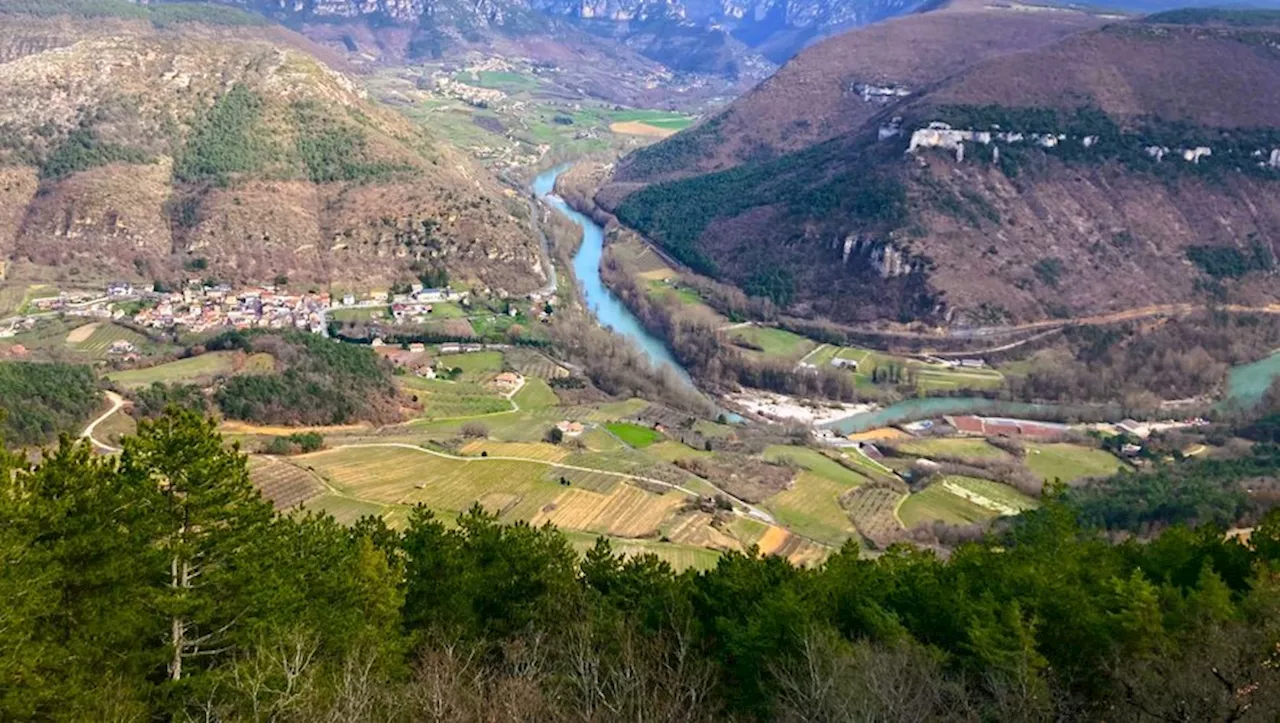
[81,391,125,453]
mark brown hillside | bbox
[615,1,1105,183]
[606,14,1280,326]
[919,22,1280,128]
[0,14,542,294]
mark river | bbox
[533,165,694,384]
[534,166,1279,433]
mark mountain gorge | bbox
[0,3,544,293]
[603,5,1280,326]
[133,0,936,76]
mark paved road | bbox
[81,391,125,453]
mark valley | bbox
[1,0,1279,575]
[8,2,1280,718]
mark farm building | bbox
[944,415,1069,439]
[556,421,584,437]
[491,372,523,392]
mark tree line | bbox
[6,409,1280,720]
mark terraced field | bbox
[664,511,741,551]
[845,485,907,543]
[540,466,619,493]
[248,456,325,509]
[530,484,685,538]
[505,349,570,379]
[305,494,391,525]
[401,377,513,419]
[304,445,550,508]
[71,323,150,357]
[460,440,570,462]
[562,531,722,571]
[754,524,829,566]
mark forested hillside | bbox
[208,331,402,426]
[5,408,1280,720]
[0,360,99,445]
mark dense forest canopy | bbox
[208,331,401,426]
[5,409,1280,720]
[0,360,99,445]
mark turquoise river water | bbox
[534,166,1279,432]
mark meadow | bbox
[898,484,999,527]
[1025,443,1127,483]
[729,326,816,361]
[605,422,663,448]
[107,351,241,388]
[895,437,1013,461]
[759,446,869,546]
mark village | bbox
[0,279,552,343]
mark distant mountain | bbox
[128,0,937,75]
[0,3,545,294]
[603,5,1280,325]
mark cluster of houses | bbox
[797,356,860,373]
[132,286,331,335]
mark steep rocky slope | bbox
[615,0,1107,183]
[136,0,936,76]
[605,9,1280,326]
[0,9,544,293]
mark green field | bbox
[1025,443,1126,483]
[440,351,503,378]
[452,70,541,92]
[605,422,663,448]
[806,346,1005,392]
[401,376,513,419]
[760,446,868,546]
[304,493,391,526]
[898,484,999,528]
[647,279,703,306]
[561,530,721,571]
[71,323,151,357]
[513,377,558,409]
[762,446,867,488]
[946,476,1040,513]
[107,351,240,388]
[764,471,862,547]
[606,109,695,131]
[728,326,816,360]
[895,437,1013,461]
[329,307,387,322]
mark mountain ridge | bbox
[0,9,545,294]
[603,7,1280,326]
